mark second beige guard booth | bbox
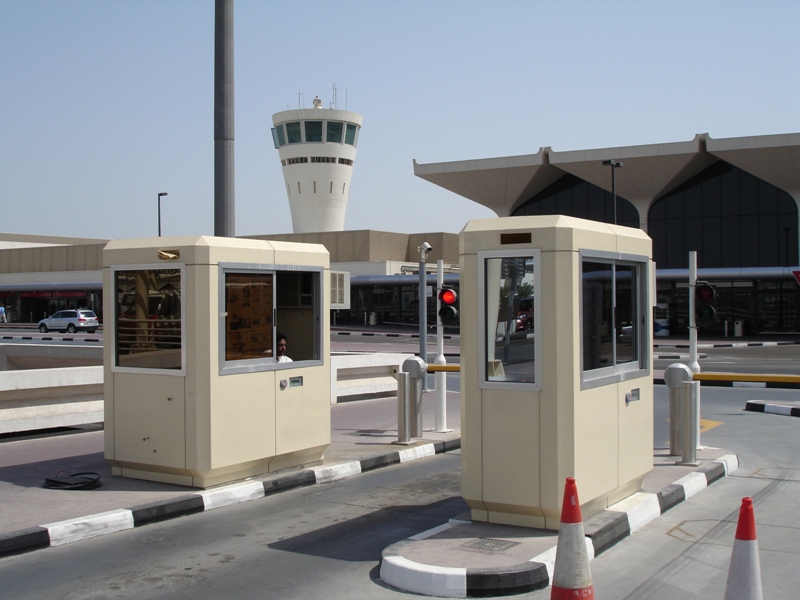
[460,215,654,530]
[103,236,330,488]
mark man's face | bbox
[277,338,287,356]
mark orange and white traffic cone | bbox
[724,497,763,600]
[551,477,595,600]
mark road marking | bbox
[700,418,723,433]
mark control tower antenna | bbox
[331,83,338,109]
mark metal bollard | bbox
[677,380,699,466]
[664,363,696,462]
[394,371,412,445]
[402,357,428,438]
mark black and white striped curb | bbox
[0,335,100,343]
[379,454,738,598]
[658,341,798,349]
[332,330,458,340]
[0,439,460,559]
[745,400,800,418]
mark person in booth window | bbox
[276,332,292,363]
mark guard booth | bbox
[460,216,654,530]
[103,236,330,488]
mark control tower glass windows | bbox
[345,123,358,146]
[327,122,343,143]
[286,122,302,144]
[305,121,323,142]
[272,125,286,148]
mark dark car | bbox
[38,309,99,333]
[515,297,534,331]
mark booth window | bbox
[115,268,183,370]
[225,272,274,361]
[581,252,648,387]
[480,251,540,388]
[220,265,323,375]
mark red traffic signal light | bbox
[695,284,716,326]
[696,284,715,303]
[438,287,458,324]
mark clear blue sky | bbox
[1,1,798,240]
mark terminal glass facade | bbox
[648,162,797,269]
[512,174,640,228]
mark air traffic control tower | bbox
[271,97,362,233]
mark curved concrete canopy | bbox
[414,132,800,217]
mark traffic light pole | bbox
[434,260,450,432]
[688,251,700,373]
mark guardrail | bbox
[693,372,800,384]
[427,364,460,373]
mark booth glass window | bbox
[114,268,183,370]
[225,272,274,361]
[581,253,648,387]
[220,265,323,375]
[480,251,540,388]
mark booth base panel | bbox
[107,444,328,489]
[466,474,647,531]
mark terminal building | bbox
[1,132,799,338]
[415,132,800,337]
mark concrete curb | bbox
[0,439,461,559]
[379,454,738,598]
[745,400,800,417]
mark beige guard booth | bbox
[460,216,654,530]
[103,236,330,488]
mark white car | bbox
[38,309,99,333]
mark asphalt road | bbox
[1,383,797,598]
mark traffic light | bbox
[438,286,459,325]
[695,283,716,326]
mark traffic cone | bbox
[724,497,763,600]
[551,477,594,600]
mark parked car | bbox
[515,297,534,331]
[38,309,99,333]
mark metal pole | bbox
[418,243,430,369]
[677,381,699,466]
[434,260,450,432]
[419,260,426,365]
[602,160,623,226]
[214,0,235,237]
[394,371,411,445]
[611,164,617,225]
[157,192,167,236]
[688,251,700,373]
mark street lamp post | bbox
[602,160,623,225]
[158,192,168,236]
